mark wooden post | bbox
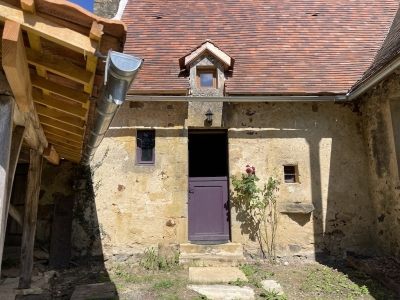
[19,149,42,289]
[0,95,13,275]
[5,126,25,227]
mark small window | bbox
[197,68,217,89]
[137,130,155,165]
[284,165,297,183]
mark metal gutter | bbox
[82,51,143,165]
[347,56,400,101]
[127,95,349,102]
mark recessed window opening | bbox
[137,130,155,165]
[284,165,297,183]
[197,68,217,89]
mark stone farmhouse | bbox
[1,0,400,282]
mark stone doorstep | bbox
[189,267,248,283]
[180,243,243,255]
[179,255,246,267]
[179,243,245,266]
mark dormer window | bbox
[179,40,234,96]
[197,68,217,89]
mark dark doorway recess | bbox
[188,130,230,242]
[188,130,228,177]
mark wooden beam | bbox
[26,47,92,85]
[2,20,32,112]
[43,143,60,165]
[51,148,81,161]
[31,73,89,105]
[57,151,81,163]
[18,147,30,163]
[0,0,98,56]
[90,21,104,42]
[33,90,87,119]
[19,149,42,289]
[23,118,43,153]
[5,126,25,228]
[0,96,13,275]
[84,21,103,99]
[39,115,85,137]
[41,124,83,143]
[35,104,85,128]
[9,204,23,226]
[43,131,82,148]
[20,0,35,14]
[47,138,81,153]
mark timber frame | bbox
[0,0,127,289]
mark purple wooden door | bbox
[188,177,229,241]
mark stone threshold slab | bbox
[189,267,248,283]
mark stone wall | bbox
[359,72,400,261]
[225,102,373,258]
[37,160,76,249]
[90,100,375,261]
[91,101,189,261]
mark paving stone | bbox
[33,251,49,260]
[0,277,19,300]
[2,267,20,278]
[70,282,116,300]
[189,267,248,283]
[261,280,284,295]
[14,286,43,295]
[188,285,254,300]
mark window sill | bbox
[278,202,314,214]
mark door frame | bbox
[187,129,231,242]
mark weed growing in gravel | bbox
[152,279,175,290]
[300,266,370,298]
[228,278,247,287]
[260,290,288,300]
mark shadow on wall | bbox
[225,101,373,262]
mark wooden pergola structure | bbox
[0,0,126,289]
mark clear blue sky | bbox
[67,0,93,12]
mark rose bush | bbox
[231,165,280,262]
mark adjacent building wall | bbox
[91,100,374,261]
[359,72,400,261]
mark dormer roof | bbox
[179,41,235,71]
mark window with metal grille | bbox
[284,165,297,183]
[136,130,155,165]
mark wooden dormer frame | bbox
[179,41,235,71]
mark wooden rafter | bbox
[46,138,81,153]
[32,90,87,119]
[31,74,89,105]
[41,124,83,143]
[39,115,85,137]
[2,20,32,112]
[1,0,125,164]
[0,0,98,56]
[35,104,85,128]
[26,47,92,85]
[43,131,82,148]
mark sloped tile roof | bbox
[351,3,400,92]
[122,0,399,95]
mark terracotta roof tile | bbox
[352,3,400,92]
[122,0,399,95]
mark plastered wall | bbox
[359,72,400,261]
[90,100,375,261]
